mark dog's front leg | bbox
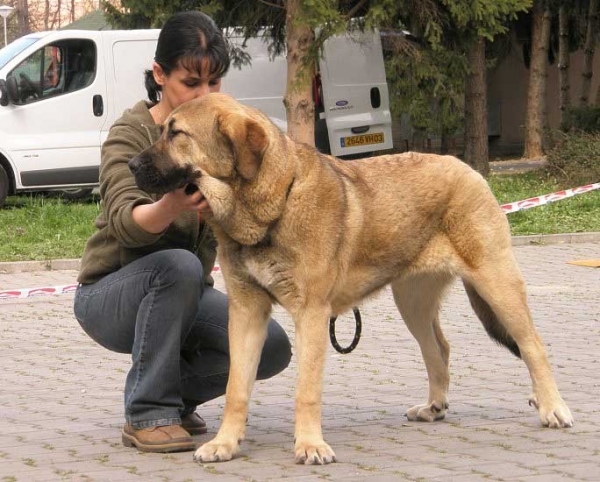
[294,304,336,465]
[194,289,271,463]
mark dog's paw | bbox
[294,438,336,465]
[529,394,574,428]
[406,401,448,422]
[193,438,239,463]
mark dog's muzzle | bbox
[129,152,198,194]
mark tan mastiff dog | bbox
[129,92,573,465]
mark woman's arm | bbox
[132,187,211,234]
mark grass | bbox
[488,170,600,235]
[0,169,598,263]
[0,193,100,262]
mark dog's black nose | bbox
[128,157,142,173]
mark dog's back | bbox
[301,151,511,311]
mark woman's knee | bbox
[256,319,292,380]
[151,249,204,290]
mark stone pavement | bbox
[0,242,599,482]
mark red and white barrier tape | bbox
[2,182,599,300]
[0,284,79,299]
[0,266,221,300]
[500,182,600,214]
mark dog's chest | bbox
[239,248,299,307]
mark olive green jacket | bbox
[77,100,216,285]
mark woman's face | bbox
[153,57,222,114]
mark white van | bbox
[0,28,392,205]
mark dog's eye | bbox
[168,128,187,141]
[166,118,188,141]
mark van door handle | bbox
[93,95,104,117]
[351,125,370,134]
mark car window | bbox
[7,39,96,105]
[0,36,39,70]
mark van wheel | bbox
[0,164,9,207]
[59,187,94,200]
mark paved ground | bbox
[1,242,599,481]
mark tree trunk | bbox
[284,0,315,146]
[580,0,599,106]
[558,5,570,126]
[16,0,30,36]
[44,0,50,30]
[463,36,489,175]
[523,1,551,159]
[440,130,449,155]
[412,128,426,152]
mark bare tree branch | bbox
[345,0,369,20]
[258,0,284,9]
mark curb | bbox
[510,231,600,246]
[489,158,547,175]
[0,258,81,274]
[1,232,599,274]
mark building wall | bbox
[487,38,600,157]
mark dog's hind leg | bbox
[391,273,454,422]
[462,255,573,428]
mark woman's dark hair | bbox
[144,11,230,103]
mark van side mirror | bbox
[0,80,8,106]
[6,75,22,104]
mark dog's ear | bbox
[217,113,268,180]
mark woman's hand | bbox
[162,185,214,221]
[161,185,210,213]
[132,184,212,233]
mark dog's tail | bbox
[463,281,521,359]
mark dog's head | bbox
[130,93,293,245]
[129,93,269,194]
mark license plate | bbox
[341,132,385,148]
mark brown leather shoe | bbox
[122,424,196,453]
[181,412,208,435]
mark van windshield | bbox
[0,37,40,70]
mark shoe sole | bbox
[122,432,196,453]
[182,425,208,436]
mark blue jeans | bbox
[73,249,291,429]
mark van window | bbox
[0,36,39,70]
[7,39,96,105]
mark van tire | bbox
[59,187,94,200]
[0,164,9,207]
